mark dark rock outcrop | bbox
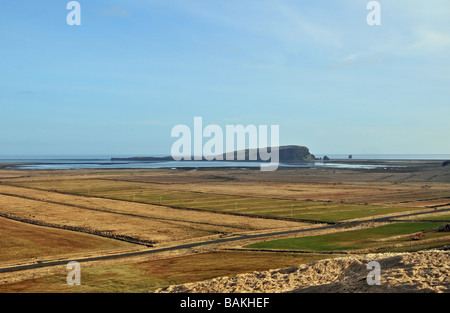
[221,145,315,163]
[112,145,316,163]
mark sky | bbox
[1,0,449,156]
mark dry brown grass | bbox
[155,251,450,293]
[0,217,137,267]
[0,185,307,246]
[0,164,449,293]
[0,250,335,293]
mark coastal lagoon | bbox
[2,154,449,170]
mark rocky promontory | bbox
[112,145,316,163]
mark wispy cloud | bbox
[409,29,450,54]
[272,3,342,48]
[17,90,35,95]
[330,53,360,69]
[179,1,342,49]
[99,7,132,18]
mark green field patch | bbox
[14,179,429,223]
[247,222,444,252]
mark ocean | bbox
[0,154,448,170]
[315,154,450,160]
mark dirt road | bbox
[1,207,449,274]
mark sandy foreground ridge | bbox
[154,251,449,293]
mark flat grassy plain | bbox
[0,251,334,293]
[247,222,450,252]
[0,217,138,266]
[10,178,430,223]
[0,184,305,246]
[0,161,449,292]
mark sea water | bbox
[1,154,448,170]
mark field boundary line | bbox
[2,207,450,274]
[0,212,156,247]
[1,183,330,225]
[0,192,253,231]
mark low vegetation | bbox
[13,179,428,223]
[0,251,333,293]
[1,165,449,293]
[247,222,450,252]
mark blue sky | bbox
[1,0,449,156]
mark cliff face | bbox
[222,145,316,163]
[278,145,316,162]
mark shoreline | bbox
[0,159,448,171]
